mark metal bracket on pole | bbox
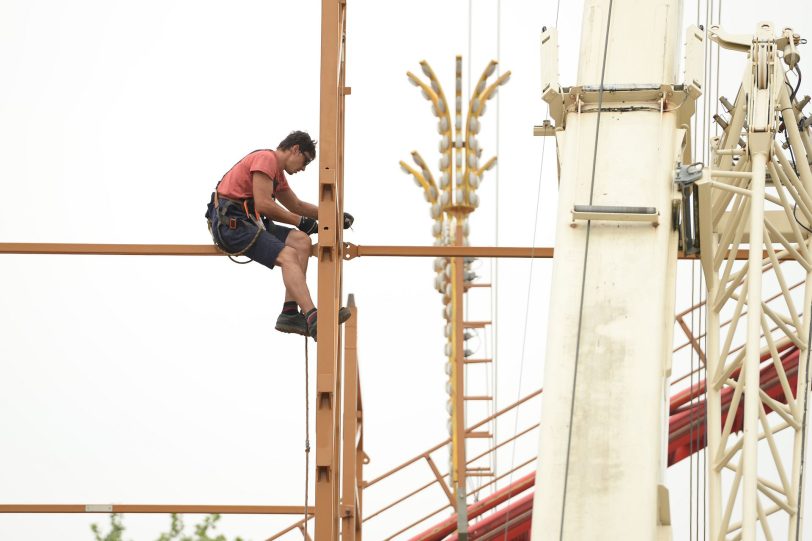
[674,162,704,254]
[571,205,659,224]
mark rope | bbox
[558,2,614,539]
[303,337,311,534]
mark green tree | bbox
[91,513,246,541]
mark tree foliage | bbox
[91,513,245,541]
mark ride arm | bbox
[274,184,319,220]
[252,171,301,226]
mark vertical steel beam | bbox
[452,221,469,538]
[356,367,364,541]
[341,296,359,541]
[316,0,347,539]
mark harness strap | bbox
[207,188,264,258]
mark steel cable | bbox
[303,337,311,535]
[558,1,615,539]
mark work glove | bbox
[343,212,355,229]
[298,216,319,235]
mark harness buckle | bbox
[229,217,238,229]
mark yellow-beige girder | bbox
[532,1,700,539]
[698,22,811,541]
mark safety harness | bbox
[206,149,283,263]
[207,181,266,263]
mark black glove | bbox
[343,212,355,229]
[298,216,318,235]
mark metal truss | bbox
[697,22,812,541]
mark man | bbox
[205,131,353,341]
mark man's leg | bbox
[275,246,315,314]
[282,230,312,305]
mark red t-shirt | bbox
[217,149,290,200]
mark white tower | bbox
[532,1,701,539]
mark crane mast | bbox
[532,1,698,539]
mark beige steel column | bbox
[316,0,347,539]
[782,82,812,541]
[703,231,723,539]
[532,0,685,539]
[742,152,767,540]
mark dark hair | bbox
[278,131,317,156]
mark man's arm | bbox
[252,171,302,226]
[275,187,318,220]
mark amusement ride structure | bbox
[2,0,812,540]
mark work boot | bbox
[275,311,308,336]
[305,307,354,342]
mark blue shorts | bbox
[206,197,292,269]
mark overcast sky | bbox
[1,1,810,540]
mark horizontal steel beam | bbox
[0,242,758,260]
[0,504,314,515]
[343,243,554,259]
[0,243,221,256]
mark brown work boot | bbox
[275,311,308,336]
[305,307,353,342]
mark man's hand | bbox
[343,212,355,229]
[298,216,319,235]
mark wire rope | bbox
[688,0,701,536]
[558,2,614,539]
[697,0,722,540]
[495,1,564,536]
[690,260,696,541]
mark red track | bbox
[410,344,802,541]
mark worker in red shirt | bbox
[206,131,353,340]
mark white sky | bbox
[0,1,810,540]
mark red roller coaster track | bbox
[411,343,802,541]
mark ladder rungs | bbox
[464,396,493,401]
[463,321,492,328]
[466,431,492,439]
[464,358,493,364]
[464,283,492,289]
[466,471,496,477]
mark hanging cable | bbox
[303,337,311,534]
[703,3,721,537]
[689,0,701,533]
[558,2,615,539]
[689,263,695,540]
[791,66,802,103]
[497,10,554,537]
[498,77,548,541]
[491,0,502,497]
